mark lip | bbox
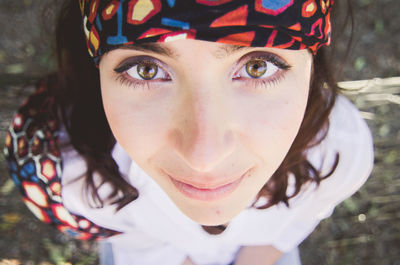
[166,169,251,201]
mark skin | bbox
[100,37,311,233]
[99,39,312,264]
[99,39,312,227]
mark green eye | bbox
[245,59,267,78]
[137,61,158,80]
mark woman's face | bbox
[99,39,312,225]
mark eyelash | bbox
[113,53,291,90]
[233,53,291,89]
[115,74,155,90]
[114,56,170,90]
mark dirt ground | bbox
[0,0,399,264]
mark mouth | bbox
[166,169,251,201]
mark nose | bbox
[169,82,236,172]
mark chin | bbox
[175,196,250,226]
[189,212,233,226]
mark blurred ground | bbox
[0,0,399,264]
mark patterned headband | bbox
[80,0,334,64]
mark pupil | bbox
[138,62,158,80]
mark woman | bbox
[4,0,373,264]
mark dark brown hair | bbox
[48,0,352,213]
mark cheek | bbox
[99,75,171,165]
[238,74,310,167]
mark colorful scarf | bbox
[80,0,334,64]
[4,83,120,240]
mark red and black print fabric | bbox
[80,0,334,64]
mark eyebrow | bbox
[213,44,251,59]
[117,42,252,60]
[119,43,178,58]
